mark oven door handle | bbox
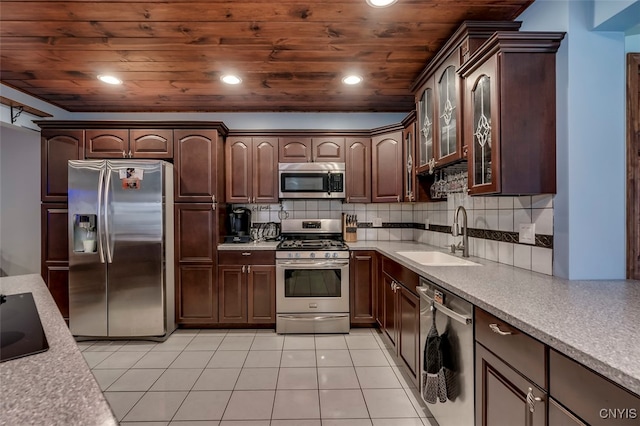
[278,314,348,321]
[276,261,349,268]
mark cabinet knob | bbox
[526,388,542,413]
[242,252,251,256]
[489,323,513,336]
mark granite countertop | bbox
[0,274,117,426]
[218,241,280,250]
[348,241,640,397]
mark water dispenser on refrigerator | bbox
[73,214,96,253]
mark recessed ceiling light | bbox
[342,75,363,85]
[221,75,242,85]
[97,74,122,85]
[366,0,398,7]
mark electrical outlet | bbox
[424,218,430,230]
[373,217,383,227]
[519,223,536,245]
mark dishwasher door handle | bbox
[417,287,472,325]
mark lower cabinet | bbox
[349,250,377,325]
[41,203,69,319]
[177,264,217,323]
[379,255,420,384]
[218,251,276,325]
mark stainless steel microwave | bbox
[278,162,345,199]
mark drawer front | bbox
[475,307,547,389]
[550,349,640,425]
[219,250,275,265]
[381,256,419,293]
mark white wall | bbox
[0,123,42,275]
[518,0,627,279]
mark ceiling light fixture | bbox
[342,75,363,85]
[97,74,123,85]
[366,0,398,8]
[221,75,242,85]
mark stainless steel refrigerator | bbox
[68,159,175,339]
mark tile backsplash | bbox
[234,193,554,276]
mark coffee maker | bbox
[225,207,252,243]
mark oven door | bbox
[276,259,349,313]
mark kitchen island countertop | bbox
[348,240,640,397]
[0,274,117,426]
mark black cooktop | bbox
[0,292,49,363]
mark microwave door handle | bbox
[327,172,332,196]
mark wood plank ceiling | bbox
[0,0,533,113]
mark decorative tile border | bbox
[358,222,553,249]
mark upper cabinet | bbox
[85,129,173,159]
[225,136,278,204]
[174,129,225,202]
[279,137,345,162]
[40,129,84,202]
[345,137,372,203]
[402,112,417,202]
[459,32,565,195]
[412,21,522,174]
[372,126,403,203]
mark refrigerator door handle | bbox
[104,168,114,263]
[96,167,106,263]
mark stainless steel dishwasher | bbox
[418,277,474,426]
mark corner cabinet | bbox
[41,129,84,202]
[345,137,372,203]
[459,32,565,195]
[349,251,377,325]
[225,136,278,203]
[371,126,403,203]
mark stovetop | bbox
[277,239,348,251]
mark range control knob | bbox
[287,253,292,259]
[324,252,330,258]
[295,253,301,258]
[332,252,338,258]
[310,252,316,258]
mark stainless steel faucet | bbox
[451,205,469,257]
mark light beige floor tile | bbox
[218,336,255,351]
[277,367,318,389]
[92,368,126,390]
[184,335,224,351]
[319,389,369,419]
[225,329,258,335]
[355,367,402,389]
[421,418,438,426]
[281,350,317,367]
[151,336,194,352]
[283,335,316,350]
[83,351,115,368]
[372,419,429,426]
[198,329,229,335]
[84,341,127,352]
[172,329,200,337]
[362,389,418,418]
[193,368,241,390]
[350,350,390,367]
[391,366,417,389]
[172,391,232,421]
[402,387,430,418]
[250,336,284,350]
[150,368,203,391]
[103,391,144,421]
[219,421,269,426]
[345,335,380,350]
[222,390,275,420]
[133,351,181,369]
[108,368,165,391]
[315,335,348,350]
[94,351,147,369]
[272,390,320,419]
[316,350,353,367]
[323,420,372,426]
[318,367,360,389]
[123,391,187,422]
[348,328,375,335]
[234,368,279,390]
[271,420,320,426]
[170,421,219,426]
[243,350,282,368]
[207,351,248,368]
[119,341,158,352]
[169,351,215,369]
[120,421,168,426]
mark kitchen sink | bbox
[396,251,481,266]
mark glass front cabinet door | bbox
[416,77,435,175]
[435,56,463,166]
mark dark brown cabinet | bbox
[278,136,346,163]
[174,129,224,202]
[41,129,84,202]
[402,113,418,202]
[349,251,377,325]
[218,251,276,324]
[345,137,371,203]
[175,203,218,324]
[85,129,173,159]
[459,32,564,195]
[372,127,403,203]
[225,136,278,203]
[380,255,420,384]
[40,204,69,319]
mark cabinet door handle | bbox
[122,150,127,158]
[489,323,513,336]
[128,149,132,158]
[526,387,542,413]
[242,252,251,256]
[242,265,246,273]
[247,265,251,273]
[211,195,217,211]
[350,252,354,259]
[396,195,400,202]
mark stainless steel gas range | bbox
[275,219,350,334]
